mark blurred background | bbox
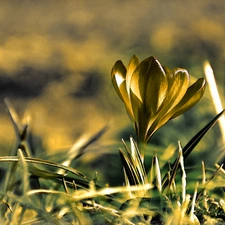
[0,0,224,185]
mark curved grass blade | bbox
[0,156,93,189]
[182,110,224,160]
[162,110,225,190]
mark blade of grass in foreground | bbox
[204,61,225,145]
[182,110,224,159]
[162,110,225,190]
[0,156,93,189]
[119,138,148,187]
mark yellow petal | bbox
[111,60,127,101]
[111,60,135,120]
[120,82,135,120]
[130,56,168,113]
[129,57,169,143]
[130,89,148,142]
[162,68,190,113]
[146,68,189,141]
[170,78,206,119]
[126,55,139,95]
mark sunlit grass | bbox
[204,61,225,146]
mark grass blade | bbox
[182,110,225,160]
[162,110,224,190]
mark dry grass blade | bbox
[202,161,207,210]
[4,98,31,157]
[26,184,152,202]
[150,154,162,192]
[189,182,200,224]
[178,142,186,204]
[204,61,225,145]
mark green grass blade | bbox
[163,147,181,192]
[182,110,224,160]
[119,138,148,187]
[0,156,93,189]
[119,148,137,186]
[162,110,224,190]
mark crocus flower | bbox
[111,55,206,145]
